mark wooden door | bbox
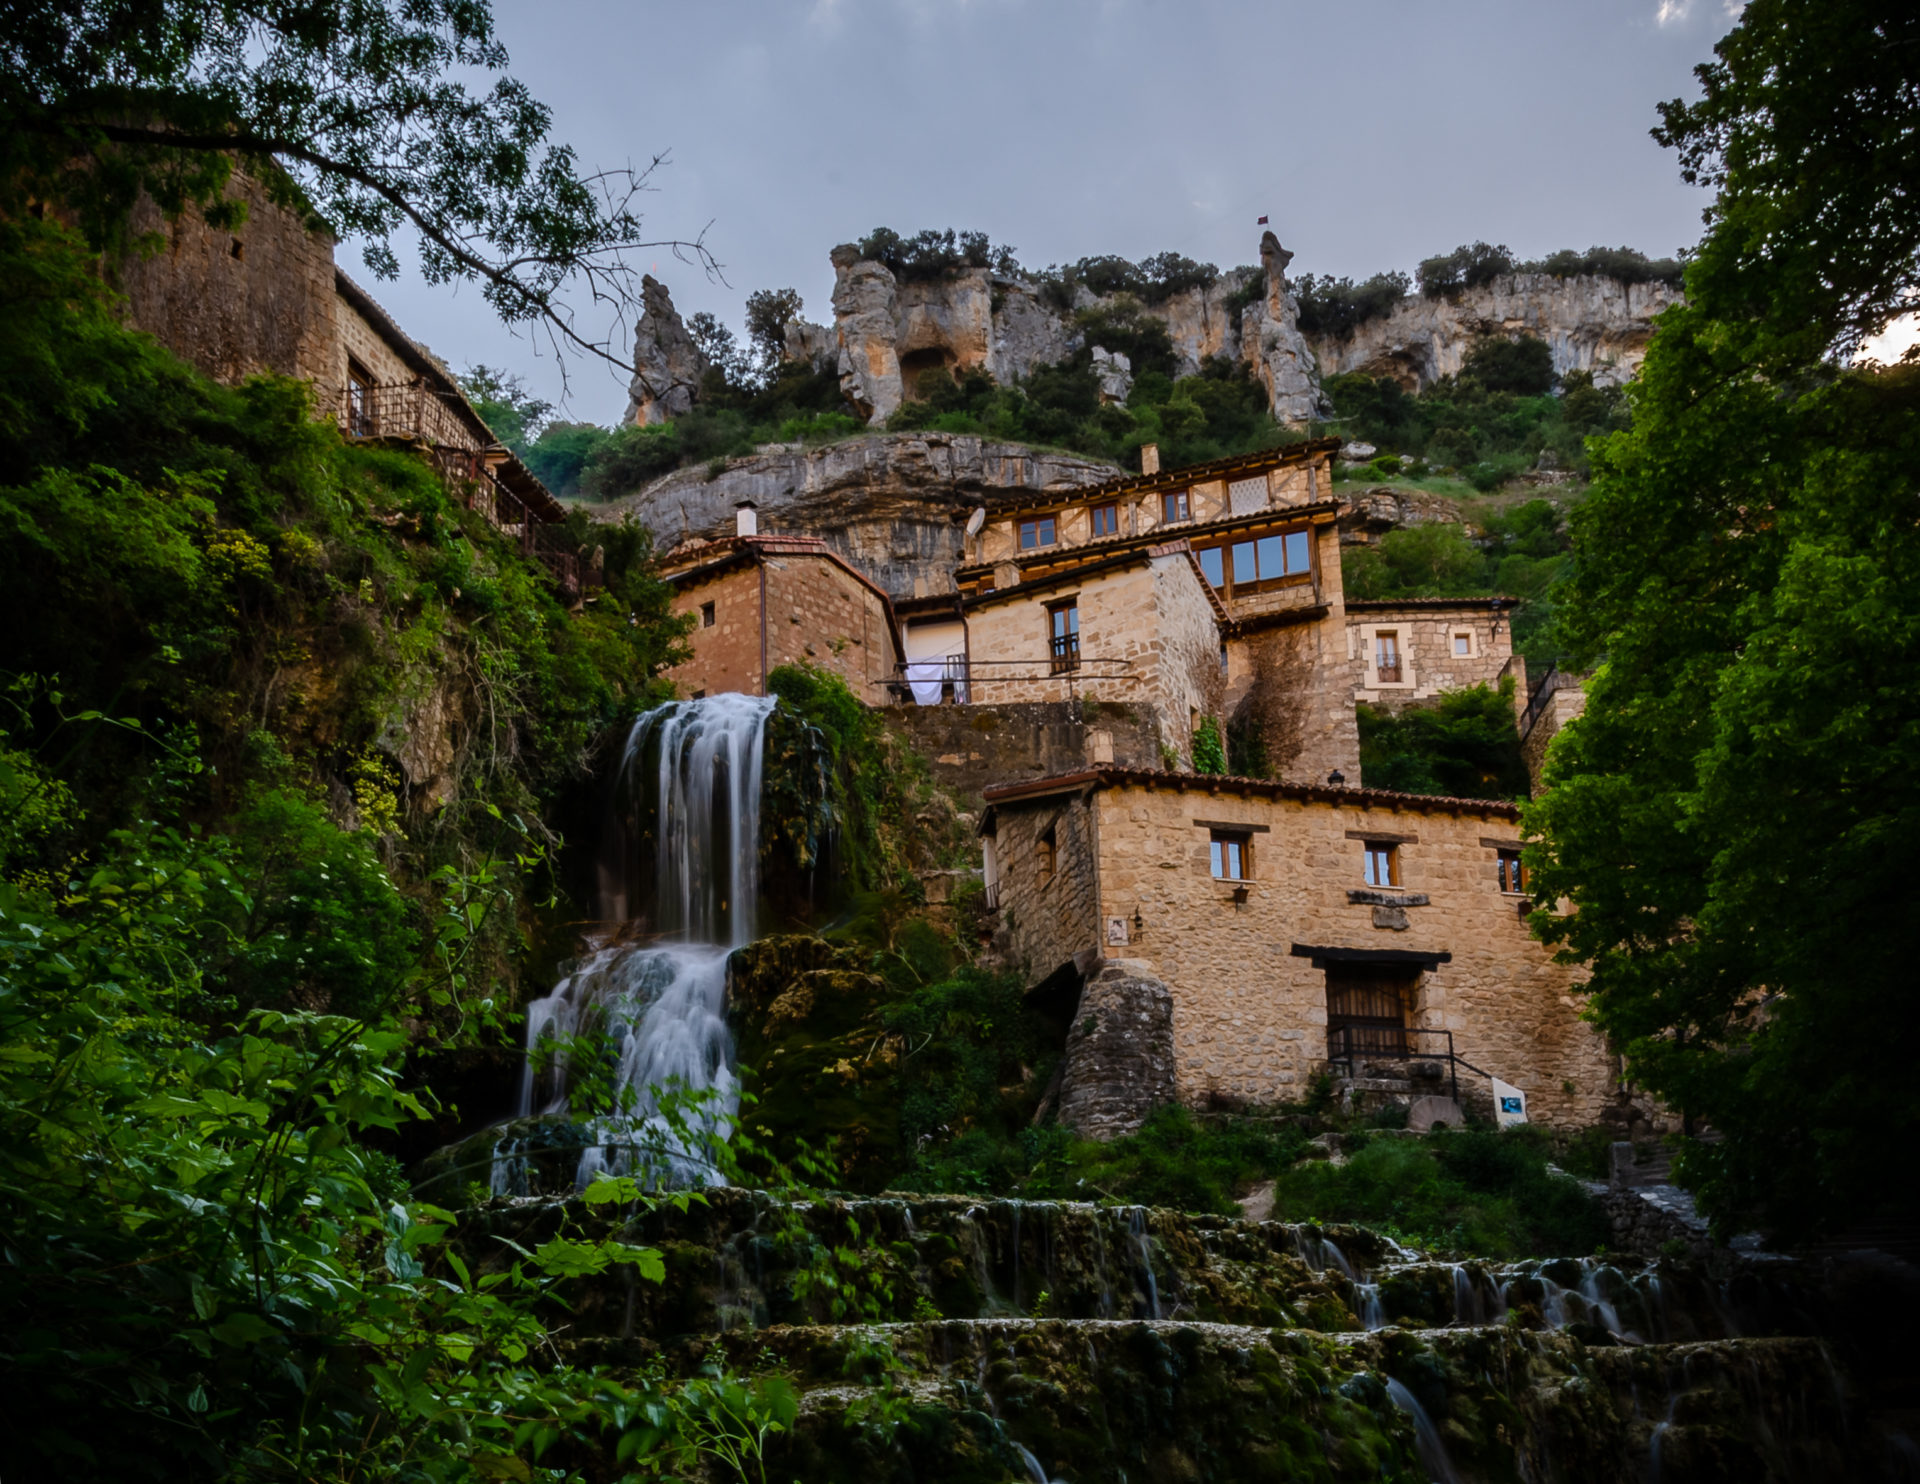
[1325,965,1413,1059]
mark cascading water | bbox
[495,695,776,1192]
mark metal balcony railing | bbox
[887,656,1135,705]
[1050,631,1081,674]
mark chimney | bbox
[735,501,758,538]
[1140,443,1160,476]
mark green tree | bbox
[459,365,553,451]
[1524,0,1920,1241]
[0,0,711,367]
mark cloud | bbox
[1655,0,1691,25]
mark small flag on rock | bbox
[1257,215,1269,225]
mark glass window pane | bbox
[1284,530,1311,573]
[1210,840,1224,877]
[1019,522,1034,549]
[1256,535,1283,579]
[1364,849,1381,886]
[1039,517,1055,544]
[1232,542,1257,583]
[1198,547,1225,587]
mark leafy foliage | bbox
[1357,682,1529,800]
[1273,1127,1609,1258]
[0,0,704,367]
[1653,0,1920,364]
[1517,246,1685,286]
[1341,503,1574,669]
[1417,242,1517,297]
[855,226,1017,280]
[1293,271,1411,338]
[1526,0,1920,1241]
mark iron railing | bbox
[887,656,1136,704]
[1519,663,1580,740]
[1050,631,1081,674]
[1325,1025,1496,1104]
[1374,649,1402,684]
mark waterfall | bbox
[497,695,776,1191]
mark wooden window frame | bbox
[1374,630,1404,686]
[699,601,716,628]
[1362,841,1400,888]
[1019,515,1058,550]
[1452,629,1474,658]
[1161,490,1190,524]
[1089,502,1119,538]
[1196,524,1313,598]
[1047,598,1080,674]
[346,358,376,438]
[1210,829,1251,881]
[1496,849,1526,895]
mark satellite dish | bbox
[964,506,987,538]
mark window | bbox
[1037,825,1057,886]
[346,359,375,438]
[1161,490,1190,523]
[1047,599,1080,674]
[1210,829,1250,881]
[1452,631,1472,657]
[1219,641,1230,675]
[1375,631,1403,684]
[1497,849,1526,895]
[1019,516,1057,549]
[700,601,716,628]
[1362,841,1399,888]
[1090,502,1119,538]
[1198,526,1311,596]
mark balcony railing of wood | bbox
[886,656,1135,704]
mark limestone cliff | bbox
[1306,273,1683,391]
[588,432,1119,599]
[801,236,1678,425]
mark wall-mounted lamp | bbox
[1327,769,1346,787]
[1132,907,1145,936]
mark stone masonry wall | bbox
[961,557,1217,758]
[116,171,339,395]
[1348,605,1516,716]
[885,701,1159,809]
[1521,684,1588,795]
[666,554,898,704]
[993,781,1613,1127]
[1055,960,1178,1141]
[1146,551,1227,765]
[986,791,1100,987]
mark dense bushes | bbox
[1357,682,1530,801]
[1273,1127,1609,1257]
[1418,242,1684,297]
[855,225,1018,279]
[1294,271,1411,337]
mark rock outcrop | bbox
[1055,959,1178,1141]
[624,275,709,425]
[1245,231,1329,424]
[830,244,904,422]
[1090,346,1132,404]
[792,234,1679,431]
[1307,273,1683,391]
[588,431,1120,599]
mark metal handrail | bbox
[1519,663,1580,740]
[1325,1025,1498,1104]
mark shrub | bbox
[1463,335,1557,396]
[1356,681,1530,800]
[1417,242,1516,297]
[1294,271,1411,337]
[1516,245,1685,286]
[857,226,1017,281]
[1192,716,1226,774]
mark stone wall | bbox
[115,171,339,395]
[884,700,1159,808]
[1054,960,1178,1141]
[983,790,1100,988]
[991,776,1614,1127]
[960,552,1220,763]
[665,548,899,704]
[1521,681,1588,794]
[1346,601,1517,716]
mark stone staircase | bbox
[464,1189,1912,1482]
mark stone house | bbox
[1348,597,1524,713]
[112,167,576,588]
[659,524,903,705]
[980,768,1616,1133]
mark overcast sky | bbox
[356,0,1744,426]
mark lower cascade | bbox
[495,695,774,1191]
